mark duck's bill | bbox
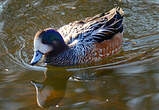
[30,51,43,65]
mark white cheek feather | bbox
[34,38,53,54]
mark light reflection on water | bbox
[0,0,159,110]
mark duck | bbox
[30,7,124,66]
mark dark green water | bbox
[0,0,159,110]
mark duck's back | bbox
[58,8,124,45]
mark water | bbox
[0,0,159,110]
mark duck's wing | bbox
[57,7,124,45]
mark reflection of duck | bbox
[31,67,73,108]
[30,8,124,66]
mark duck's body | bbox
[30,8,124,66]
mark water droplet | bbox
[5,69,8,71]
[106,99,109,102]
[56,105,59,108]
[71,7,76,10]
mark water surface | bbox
[0,0,159,110]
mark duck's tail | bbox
[106,7,124,21]
[104,7,124,32]
[92,7,124,42]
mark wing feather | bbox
[58,7,124,44]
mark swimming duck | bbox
[30,7,124,66]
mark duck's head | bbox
[30,28,66,65]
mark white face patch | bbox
[34,37,53,54]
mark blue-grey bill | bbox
[30,51,43,65]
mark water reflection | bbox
[30,62,152,109]
[31,66,73,108]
